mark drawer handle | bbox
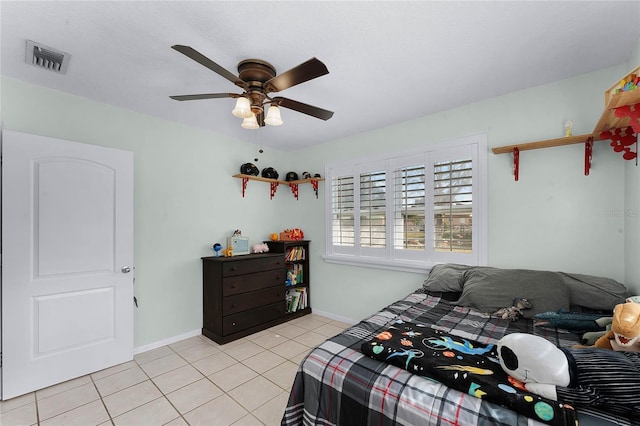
[230,285,236,289]
[231,303,236,308]
[232,322,236,326]
[230,267,236,271]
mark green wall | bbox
[2,53,636,347]
[296,65,631,322]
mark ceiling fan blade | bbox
[169,93,238,101]
[273,97,334,121]
[171,45,248,90]
[264,58,329,93]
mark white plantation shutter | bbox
[360,170,386,248]
[392,162,426,261]
[325,135,486,271]
[433,158,473,253]
[331,175,355,251]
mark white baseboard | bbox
[312,308,357,325]
[134,329,202,355]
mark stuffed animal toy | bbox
[493,298,532,321]
[593,302,640,351]
[252,243,269,253]
[223,246,233,257]
[497,333,640,419]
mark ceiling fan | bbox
[169,45,334,129]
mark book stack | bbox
[285,264,304,286]
[286,287,308,313]
[285,246,306,262]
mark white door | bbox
[1,130,134,400]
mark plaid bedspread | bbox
[281,292,631,426]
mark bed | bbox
[281,264,633,426]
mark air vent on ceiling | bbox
[25,40,71,74]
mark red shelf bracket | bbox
[600,126,638,161]
[513,147,520,181]
[288,183,299,200]
[584,137,593,176]
[270,182,279,199]
[614,102,640,133]
[241,177,249,198]
[310,179,319,198]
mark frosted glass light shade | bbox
[241,114,259,129]
[265,105,283,126]
[232,97,252,118]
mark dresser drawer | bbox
[222,269,283,296]
[223,301,285,335]
[222,255,283,277]
[223,286,284,315]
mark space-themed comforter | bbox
[360,320,575,426]
[281,291,631,426]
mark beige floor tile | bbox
[152,364,205,394]
[273,324,307,339]
[169,335,206,352]
[313,323,345,338]
[329,320,353,330]
[232,413,265,425]
[290,351,309,366]
[40,399,109,426]
[112,396,180,426]
[242,350,286,374]
[227,376,282,412]
[263,361,300,390]
[252,391,289,426]
[191,351,237,376]
[0,401,38,426]
[163,417,190,426]
[294,331,327,348]
[208,363,258,392]
[94,365,148,397]
[293,317,328,330]
[37,382,100,421]
[269,340,309,359]
[36,375,92,400]
[0,392,35,413]
[222,340,266,361]
[184,394,248,426]
[306,313,333,323]
[177,341,221,363]
[134,345,175,365]
[166,378,223,414]
[251,331,289,349]
[91,360,138,381]
[102,380,162,418]
[139,352,188,378]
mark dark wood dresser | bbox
[201,253,288,344]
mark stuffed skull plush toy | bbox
[497,333,640,420]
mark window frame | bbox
[323,134,488,273]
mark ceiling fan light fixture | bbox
[241,113,259,130]
[265,105,283,126]
[232,97,252,118]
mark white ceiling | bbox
[2,1,639,151]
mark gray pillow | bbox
[558,272,629,311]
[422,263,472,293]
[454,268,570,318]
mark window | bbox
[324,135,487,272]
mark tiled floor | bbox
[0,314,351,426]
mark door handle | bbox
[121,266,131,273]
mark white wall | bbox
[296,65,630,322]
